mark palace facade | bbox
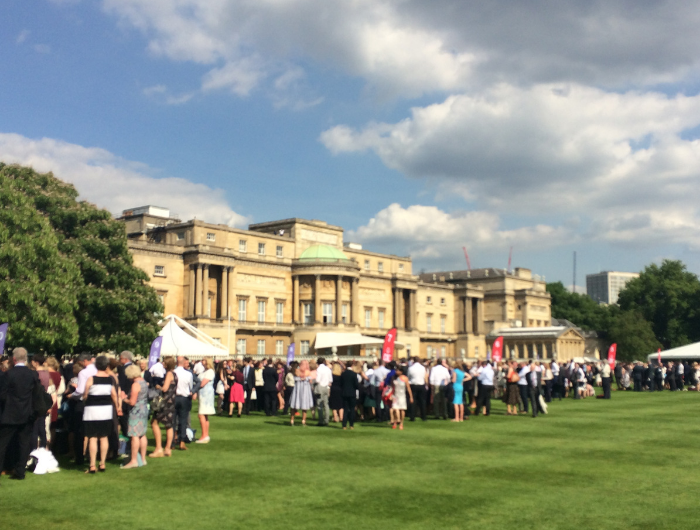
[122,206,569,360]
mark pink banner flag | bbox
[382,328,397,364]
[607,343,617,369]
[492,336,504,363]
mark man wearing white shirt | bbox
[174,357,194,450]
[149,359,166,388]
[71,353,96,465]
[517,362,530,414]
[315,358,333,426]
[476,361,494,416]
[371,361,389,422]
[408,358,427,421]
[429,359,450,419]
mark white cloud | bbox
[0,133,248,227]
[16,30,30,44]
[33,44,51,54]
[323,84,700,249]
[99,1,700,101]
[349,203,573,267]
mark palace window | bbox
[276,340,284,356]
[236,339,246,355]
[427,346,433,357]
[303,303,314,325]
[257,340,266,356]
[154,265,165,277]
[441,346,446,357]
[206,232,215,241]
[399,264,404,272]
[364,259,370,271]
[322,302,333,324]
[239,240,247,252]
[258,243,266,255]
[440,297,446,306]
[176,232,185,240]
[276,302,284,324]
[365,308,372,328]
[238,299,247,322]
[257,300,266,323]
[276,245,283,258]
[426,314,432,333]
[440,315,446,334]
[378,309,385,329]
[378,262,384,273]
[342,304,348,324]
[301,341,310,355]
[426,296,432,304]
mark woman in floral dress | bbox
[121,365,149,469]
[150,357,177,458]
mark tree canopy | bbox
[0,163,162,356]
[547,259,700,359]
[618,260,700,349]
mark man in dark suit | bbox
[0,347,39,481]
[117,351,134,437]
[632,362,643,392]
[242,358,255,415]
[262,359,279,416]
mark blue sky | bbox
[3,0,700,289]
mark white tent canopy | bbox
[647,341,700,363]
[158,315,230,360]
[314,332,404,350]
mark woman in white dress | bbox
[390,366,413,431]
[196,358,215,444]
[289,361,314,426]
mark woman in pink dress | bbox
[228,363,245,417]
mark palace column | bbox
[195,264,203,316]
[465,297,473,333]
[227,266,234,319]
[188,264,196,317]
[314,274,322,324]
[336,275,343,324]
[476,299,484,335]
[293,276,299,324]
[202,264,210,317]
[409,290,416,330]
[351,278,359,325]
[221,266,228,319]
[393,287,402,328]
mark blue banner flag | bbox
[0,323,7,354]
[286,342,295,366]
[148,336,163,369]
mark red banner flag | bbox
[657,348,662,364]
[607,343,617,369]
[381,328,397,364]
[491,336,504,363]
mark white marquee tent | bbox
[647,341,700,363]
[314,332,404,351]
[158,315,230,360]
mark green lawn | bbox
[2,391,698,530]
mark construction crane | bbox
[462,246,471,270]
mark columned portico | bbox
[314,274,322,324]
[195,264,203,316]
[336,275,343,324]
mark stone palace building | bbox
[121,206,585,360]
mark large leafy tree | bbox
[0,165,80,353]
[546,281,611,331]
[617,260,700,349]
[0,163,161,355]
[605,307,660,361]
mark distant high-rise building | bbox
[586,271,639,304]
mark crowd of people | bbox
[1,345,697,482]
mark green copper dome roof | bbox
[299,244,350,261]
